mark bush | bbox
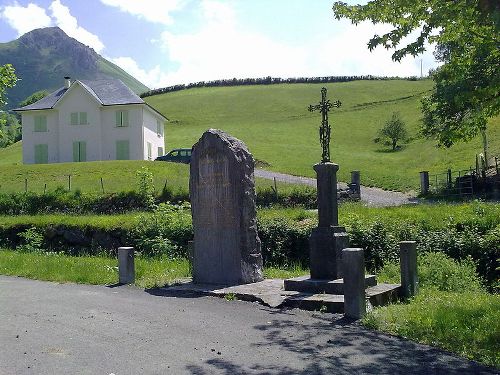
[131,203,192,258]
[17,226,45,253]
[377,252,484,292]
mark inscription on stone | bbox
[190,129,263,285]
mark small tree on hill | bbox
[377,112,408,151]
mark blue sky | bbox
[0,0,438,89]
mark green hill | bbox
[0,27,149,108]
[1,80,498,192]
[144,80,499,191]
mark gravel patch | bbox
[255,169,420,207]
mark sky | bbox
[0,0,438,89]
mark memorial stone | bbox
[190,129,263,285]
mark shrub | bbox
[17,227,45,253]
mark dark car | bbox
[155,148,192,164]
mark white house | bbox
[14,78,167,164]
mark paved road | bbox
[0,276,496,375]
[255,169,419,207]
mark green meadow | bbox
[145,80,500,191]
[1,80,499,192]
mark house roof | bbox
[13,79,145,111]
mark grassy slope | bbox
[145,80,500,191]
[2,80,499,192]
[0,143,302,194]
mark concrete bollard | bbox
[118,247,135,284]
[420,171,429,195]
[342,248,366,319]
[400,241,418,298]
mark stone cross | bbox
[308,87,341,163]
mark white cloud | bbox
[0,2,52,36]
[154,1,437,87]
[49,0,104,53]
[99,0,184,25]
[108,56,163,88]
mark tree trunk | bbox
[481,129,489,167]
[392,139,397,150]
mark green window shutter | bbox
[123,110,129,127]
[79,112,87,125]
[147,142,152,160]
[73,142,79,162]
[70,112,78,125]
[34,116,47,132]
[80,142,87,162]
[158,147,163,157]
[73,141,87,162]
[115,111,121,126]
[34,116,41,132]
[34,144,48,164]
[116,140,129,160]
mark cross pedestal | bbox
[309,162,348,279]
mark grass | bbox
[2,80,499,192]
[0,145,311,196]
[1,200,498,231]
[145,80,500,191]
[364,290,500,368]
[0,248,307,286]
[364,252,500,368]
[0,249,190,288]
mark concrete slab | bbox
[283,274,377,294]
[161,278,400,313]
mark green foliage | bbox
[136,167,156,210]
[333,0,500,148]
[132,203,192,258]
[367,251,498,367]
[377,112,408,150]
[377,252,484,292]
[0,63,17,108]
[18,90,48,107]
[0,112,21,147]
[17,226,44,253]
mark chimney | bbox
[64,76,71,89]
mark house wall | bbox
[56,84,102,163]
[142,107,166,160]
[21,109,59,164]
[21,82,166,164]
[101,105,143,160]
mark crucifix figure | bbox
[308,87,341,163]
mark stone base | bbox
[309,226,349,279]
[283,274,377,294]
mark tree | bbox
[0,112,21,148]
[333,1,499,158]
[377,112,408,151]
[0,64,17,109]
[19,90,49,108]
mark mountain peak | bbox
[0,27,149,109]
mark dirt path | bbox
[255,169,419,207]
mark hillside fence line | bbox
[140,75,424,98]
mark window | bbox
[34,144,48,164]
[116,140,130,160]
[115,110,129,127]
[34,115,47,132]
[147,142,152,160]
[158,147,163,157]
[72,141,87,162]
[70,112,88,125]
[156,120,164,136]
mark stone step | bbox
[283,274,377,294]
[158,279,401,314]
